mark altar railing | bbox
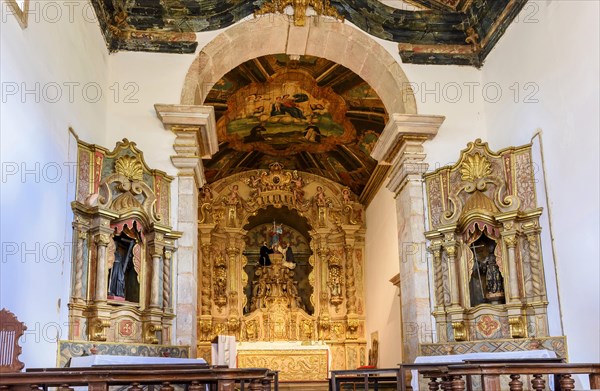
[408,362,600,391]
[328,363,600,391]
[0,365,276,391]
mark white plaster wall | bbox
[480,0,600,364]
[355,27,488,166]
[104,25,231,177]
[0,0,108,367]
[365,184,402,367]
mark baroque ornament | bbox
[115,155,144,181]
[460,152,492,182]
[255,0,344,26]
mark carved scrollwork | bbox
[452,321,467,342]
[89,318,111,341]
[213,254,228,309]
[143,323,162,344]
[254,0,344,26]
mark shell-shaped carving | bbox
[112,192,141,211]
[460,153,492,182]
[115,155,143,181]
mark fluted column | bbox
[155,104,217,355]
[371,113,444,362]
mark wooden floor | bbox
[278,380,329,391]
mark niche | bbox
[108,223,142,303]
[242,206,314,315]
[468,234,505,307]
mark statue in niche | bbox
[469,235,505,306]
[108,231,138,302]
[270,220,283,248]
[259,241,274,266]
[282,242,296,270]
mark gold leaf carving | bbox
[115,155,143,181]
[237,349,328,381]
[255,0,344,26]
[460,153,492,181]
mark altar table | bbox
[236,341,330,382]
[70,354,207,367]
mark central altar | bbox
[237,341,330,381]
[196,164,368,374]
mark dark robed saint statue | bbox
[108,236,136,299]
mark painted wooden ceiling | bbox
[91,0,528,67]
[202,54,388,200]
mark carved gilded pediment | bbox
[425,139,535,230]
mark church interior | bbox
[1,0,599,389]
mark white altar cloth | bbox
[411,350,557,390]
[70,354,207,367]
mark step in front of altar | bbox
[236,341,329,382]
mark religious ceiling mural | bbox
[90,0,528,66]
[202,54,387,198]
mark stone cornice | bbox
[371,113,444,195]
[154,104,218,159]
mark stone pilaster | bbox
[371,113,444,362]
[155,104,217,356]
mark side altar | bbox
[64,138,184,362]
[421,140,565,357]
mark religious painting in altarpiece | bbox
[422,139,566,358]
[67,138,181,346]
[196,162,367,371]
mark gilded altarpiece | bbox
[68,139,181,346]
[197,163,367,377]
[422,140,566,357]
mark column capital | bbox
[154,104,218,158]
[371,113,445,196]
[155,104,218,187]
[371,113,445,164]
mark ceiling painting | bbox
[203,54,388,199]
[90,0,528,67]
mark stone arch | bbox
[181,14,417,115]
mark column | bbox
[503,232,521,304]
[155,104,218,356]
[163,249,173,311]
[72,227,87,302]
[94,233,111,302]
[371,113,444,362]
[150,251,162,308]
